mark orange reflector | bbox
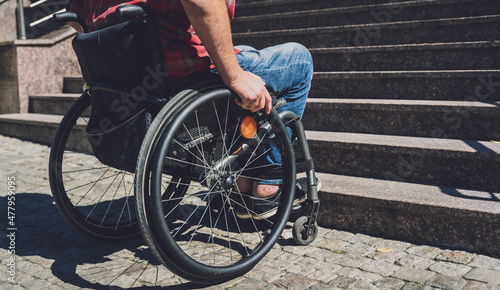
[240,116,257,139]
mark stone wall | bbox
[0,42,19,114]
[0,29,81,114]
[0,0,18,42]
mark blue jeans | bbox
[234,43,314,184]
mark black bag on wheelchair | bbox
[72,17,168,172]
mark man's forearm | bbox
[180,0,242,86]
[180,0,272,113]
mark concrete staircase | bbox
[231,0,500,257]
[0,0,499,257]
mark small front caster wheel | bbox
[292,216,318,245]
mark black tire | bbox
[135,81,296,283]
[292,216,318,246]
[49,93,140,240]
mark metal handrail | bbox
[16,0,26,39]
[30,0,48,7]
[30,8,66,27]
[16,0,66,39]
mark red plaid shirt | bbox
[67,0,237,81]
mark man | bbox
[67,0,314,219]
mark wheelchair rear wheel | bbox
[49,93,140,240]
[135,82,296,283]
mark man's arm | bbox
[180,0,272,114]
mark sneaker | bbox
[234,177,321,220]
[231,190,278,220]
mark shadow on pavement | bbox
[1,192,212,289]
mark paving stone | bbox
[156,265,175,281]
[16,260,46,275]
[2,284,26,290]
[354,281,379,289]
[428,261,472,278]
[107,273,141,288]
[347,233,384,247]
[19,278,54,290]
[462,280,500,290]
[463,268,500,285]
[425,274,468,290]
[373,239,413,252]
[306,248,344,262]
[137,266,158,284]
[323,229,355,241]
[355,270,383,283]
[340,242,374,256]
[335,267,361,279]
[374,277,406,289]
[435,250,476,264]
[229,277,276,289]
[285,257,320,276]
[273,273,317,290]
[366,249,408,263]
[263,257,293,271]
[307,284,342,290]
[245,267,284,283]
[277,251,306,264]
[211,276,246,290]
[328,275,358,288]
[401,283,435,290]
[467,255,500,270]
[157,277,184,287]
[397,254,435,269]
[326,254,372,268]
[282,245,317,256]
[406,245,443,259]
[12,270,33,284]
[312,237,350,251]
[305,269,337,283]
[391,267,435,284]
[33,269,56,280]
[360,259,401,276]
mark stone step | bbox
[233,15,500,48]
[27,94,499,140]
[59,72,500,102]
[63,76,84,94]
[0,113,65,145]
[29,94,81,115]
[236,0,391,16]
[0,113,91,153]
[311,41,500,71]
[303,99,500,140]
[310,70,500,101]
[3,112,498,191]
[315,173,500,257]
[232,0,499,33]
[305,131,500,192]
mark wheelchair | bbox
[49,5,320,283]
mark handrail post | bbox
[16,0,27,39]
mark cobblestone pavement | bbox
[1,135,499,289]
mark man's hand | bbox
[228,70,272,114]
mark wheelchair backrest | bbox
[72,16,168,123]
[71,16,169,172]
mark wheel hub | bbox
[202,170,235,191]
